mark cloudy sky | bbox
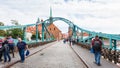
[0,0,120,34]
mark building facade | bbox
[26,23,62,40]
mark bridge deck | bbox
[0,41,119,68]
[10,41,86,68]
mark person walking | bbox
[8,35,15,58]
[2,37,11,62]
[0,38,3,62]
[17,37,28,63]
[92,35,102,66]
[69,37,72,46]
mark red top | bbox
[92,39,102,47]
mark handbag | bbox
[90,47,94,53]
[25,50,30,56]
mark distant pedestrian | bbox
[8,35,15,58]
[63,39,66,44]
[72,39,75,45]
[17,38,28,63]
[2,37,11,62]
[92,35,102,66]
[69,38,72,46]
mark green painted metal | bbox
[43,17,74,27]
[42,22,45,42]
[23,27,27,42]
[44,23,54,40]
[88,33,92,44]
[0,25,25,29]
[73,25,76,39]
[36,18,40,42]
[76,27,79,41]
[50,7,52,18]
[0,16,120,50]
[109,37,113,49]
[81,30,83,42]
[113,40,117,50]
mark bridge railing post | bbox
[36,18,39,42]
[113,40,117,50]
[109,37,113,49]
[81,30,83,42]
[23,27,27,42]
[42,22,45,42]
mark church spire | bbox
[50,6,52,17]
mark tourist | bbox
[17,37,28,63]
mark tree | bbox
[0,30,6,36]
[11,20,21,25]
[4,20,23,39]
[0,22,5,36]
[6,28,23,39]
[0,22,4,26]
[31,32,41,40]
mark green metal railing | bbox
[0,17,120,50]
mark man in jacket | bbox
[92,35,102,66]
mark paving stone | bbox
[11,41,86,68]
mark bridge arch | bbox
[43,17,74,28]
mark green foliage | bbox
[0,22,4,26]
[0,30,6,36]
[31,34,36,40]
[6,28,23,39]
[31,32,41,40]
[11,20,20,26]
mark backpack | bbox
[93,40,101,51]
[4,44,9,52]
[0,43,3,52]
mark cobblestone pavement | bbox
[11,41,86,68]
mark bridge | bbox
[0,8,120,68]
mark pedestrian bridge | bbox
[0,41,119,68]
[0,13,120,68]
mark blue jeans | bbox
[94,51,101,64]
[4,51,11,62]
[19,49,25,62]
[8,43,15,58]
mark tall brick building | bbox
[47,24,62,40]
[26,23,62,40]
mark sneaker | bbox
[97,63,101,66]
[93,62,97,64]
[8,60,11,62]
[20,60,24,63]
